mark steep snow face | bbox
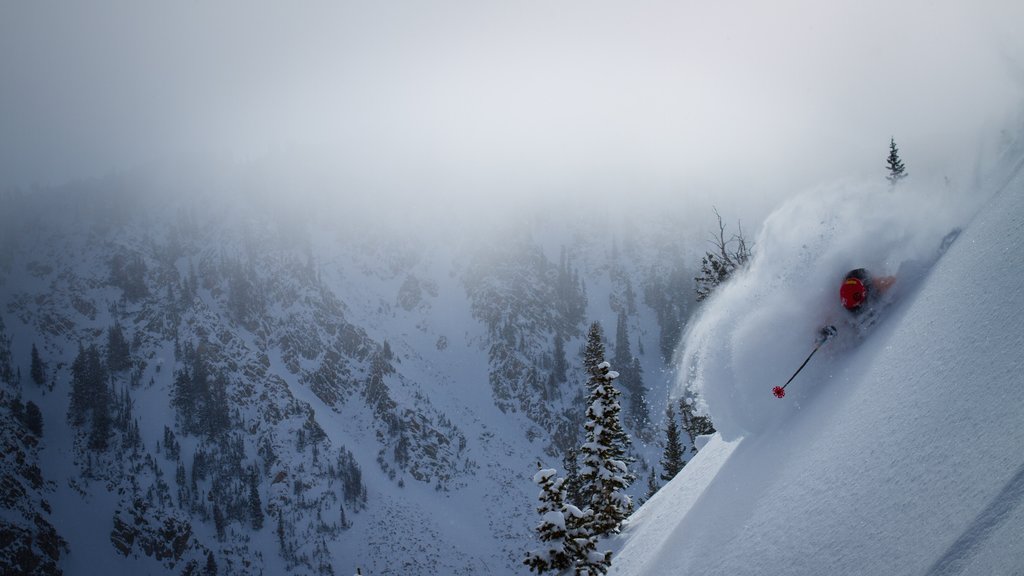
[679,177,974,439]
[610,143,1024,574]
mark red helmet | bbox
[840,277,867,310]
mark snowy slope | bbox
[609,142,1024,574]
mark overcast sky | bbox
[2,0,1022,222]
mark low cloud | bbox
[1,0,1021,229]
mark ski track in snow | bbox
[926,462,1024,576]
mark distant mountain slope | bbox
[0,175,697,575]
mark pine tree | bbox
[886,137,908,185]
[524,467,574,573]
[644,468,660,502]
[69,343,112,450]
[248,466,264,530]
[214,503,226,541]
[613,312,649,434]
[23,401,43,436]
[562,447,585,509]
[172,367,197,432]
[579,357,633,538]
[88,383,112,451]
[10,396,24,423]
[203,373,231,437]
[0,318,11,385]
[276,508,287,553]
[204,551,218,576]
[69,344,100,425]
[30,343,46,386]
[660,404,685,481]
[627,357,650,438]
[547,332,569,399]
[583,322,605,380]
[106,322,131,372]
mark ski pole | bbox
[772,325,836,398]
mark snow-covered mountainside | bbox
[608,136,1024,574]
[0,171,698,575]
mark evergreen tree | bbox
[172,341,231,438]
[570,523,611,576]
[172,367,198,432]
[69,343,112,450]
[562,447,585,509]
[204,551,218,576]
[248,466,264,530]
[613,313,633,385]
[276,508,287,553]
[660,404,685,481]
[524,467,574,573]
[613,312,648,432]
[23,401,43,436]
[627,357,650,439]
[69,344,104,425]
[579,358,633,538]
[203,373,231,437]
[30,343,46,386]
[583,322,605,380]
[0,318,12,384]
[164,425,181,460]
[886,137,908,185]
[555,246,587,331]
[614,311,632,369]
[88,387,112,451]
[547,332,569,399]
[644,468,660,502]
[106,322,131,372]
[214,503,226,541]
[10,396,24,423]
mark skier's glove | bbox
[818,325,838,343]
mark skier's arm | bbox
[874,275,896,294]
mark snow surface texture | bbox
[610,143,1024,574]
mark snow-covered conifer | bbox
[583,322,605,381]
[524,467,573,573]
[579,355,634,539]
[562,447,585,510]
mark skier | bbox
[839,268,895,315]
[774,268,896,398]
